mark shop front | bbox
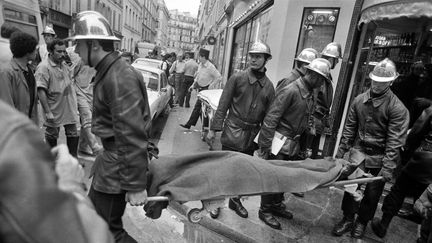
[328,0,432,156]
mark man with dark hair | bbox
[72,11,151,242]
[180,48,221,129]
[0,31,39,124]
[120,51,133,65]
[36,38,79,157]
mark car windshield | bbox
[134,59,161,69]
[137,69,159,91]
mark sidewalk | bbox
[159,95,418,243]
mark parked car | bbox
[133,58,163,69]
[131,63,173,120]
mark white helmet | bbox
[295,48,319,64]
[69,11,119,41]
[369,58,399,82]
[41,26,56,36]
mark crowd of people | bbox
[1,9,432,243]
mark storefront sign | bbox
[49,8,71,29]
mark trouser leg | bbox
[341,192,359,219]
[381,172,417,223]
[174,75,181,103]
[186,99,202,126]
[184,78,194,107]
[357,168,385,223]
[45,126,60,148]
[65,124,79,157]
[88,186,137,243]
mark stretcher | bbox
[146,176,383,223]
[197,89,223,143]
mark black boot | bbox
[45,137,57,148]
[371,214,392,238]
[67,136,80,157]
[351,220,367,239]
[270,202,293,219]
[259,204,281,230]
[228,197,248,218]
[332,216,354,236]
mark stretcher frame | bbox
[146,176,383,223]
[198,97,216,146]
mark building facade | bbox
[197,0,361,157]
[167,9,198,54]
[155,0,170,52]
[122,0,142,52]
[142,0,158,44]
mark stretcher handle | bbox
[329,176,384,187]
[147,196,170,202]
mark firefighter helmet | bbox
[306,58,331,79]
[248,42,272,59]
[321,42,342,59]
[41,26,56,36]
[69,11,119,41]
[295,48,319,64]
[369,58,399,82]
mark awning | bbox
[359,0,432,26]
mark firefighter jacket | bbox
[91,51,152,193]
[258,78,314,155]
[275,68,304,92]
[337,89,409,170]
[211,68,275,152]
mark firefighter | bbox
[71,11,152,242]
[206,42,275,219]
[332,58,409,239]
[276,47,319,91]
[257,58,331,229]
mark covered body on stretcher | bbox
[197,89,223,139]
[144,149,383,219]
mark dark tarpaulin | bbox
[144,151,344,219]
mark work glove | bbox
[378,167,393,182]
[255,148,270,160]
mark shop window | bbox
[296,8,339,58]
[229,5,273,76]
[3,8,39,40]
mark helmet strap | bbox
[86,40,93,67]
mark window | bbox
[296,8,339,57]
[3,8,39,40]
[229,6,273,76]
[138,70,159,91]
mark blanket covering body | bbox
[144,151,344,218]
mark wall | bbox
[266,0,356,87]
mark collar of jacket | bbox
[297,78,313,99]
[294,67,305,77]
[363,89,392,107]
[11,58,28,72]
[247,68,267,87]
[94,51,121,85]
